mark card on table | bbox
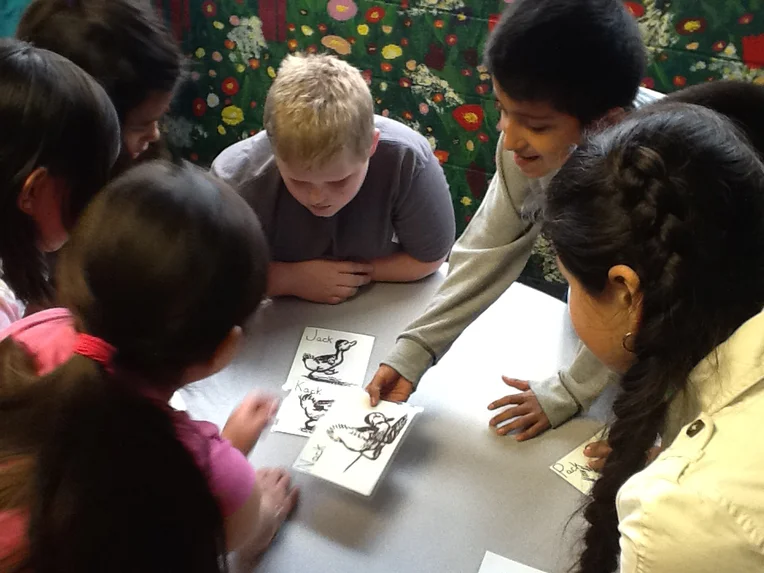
[283,327,375,390]
[293,389,422,496]
[549,428,607,495]
[272,379,357,436]
[478,551,547,573]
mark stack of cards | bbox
[549,428,607,495]
[272,327,375,437]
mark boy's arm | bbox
[529,345,619,427]
[368,252,446,283]
[381,138,541,387]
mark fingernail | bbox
[584,445,592,454]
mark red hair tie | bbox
[73,333,116,373]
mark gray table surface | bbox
[179,269,611,573]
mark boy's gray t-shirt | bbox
[211,115,455,263]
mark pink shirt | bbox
[0,309,255,562]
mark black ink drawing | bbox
[327,412,408,472]
[302,339,357,384]
[298,387,335,433]
[568,462,598,485]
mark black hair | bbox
[17,0,183,123]
[0,38,120,306]
[484,0,646,125]
[661,80,764,158]
[0,161,270,572]
[542,105,764,572]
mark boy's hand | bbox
[222,393,280,455]
[488,377,551,441]
[275,260,373,304]
[366,364,414,406]
[584,439,663,471]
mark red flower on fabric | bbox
[673,75,687,87]
[624,2,644,18]
[287,39,298,50]
[742,34,764,68]
[434,19,445,29]
[461,68,472,77]
[201,1,216,18]
[475,84,490,95]
[192,98,207,117]
[712,40,726,52]
[640,77,655,89]
[488,14,500,32]
[403,111,413,120]
[287,23,296,32]
[434,150,450,164]
[224,39,236,50]
[190,152,199,162]
[453,104,484,131]
[401,0,409,8]
[478,133,490,143]
[307,44,318,53]
[367,43,378,55]
[446,34,458,46]
[222,77,240,95]
[739,13,753,25]
[366,7,385,23]
[361,69,372,85]
[381,62,393,72]
[676,18,706,35]
[433,93,444,103]
[401,38,409,46]
[318,23,328,33]
[399,78,412,88]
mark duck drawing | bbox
[327,412,409,472]
[302,339,357,383]
[298,390,335,433]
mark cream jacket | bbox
[617,307,764,572]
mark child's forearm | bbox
[266,261,298,297]
[369,252,445,283]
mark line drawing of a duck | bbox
[302,339,357,383]
[327,412,409,471]
[298,389,335,433]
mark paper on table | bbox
[272,379,357,436]
[478,551,547,573]
[549,428,607,495]
[283,327,375,390]
[293,389,422,496]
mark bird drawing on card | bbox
[298,389,334,433]
[327,412,409,472]
[302,339,357,383]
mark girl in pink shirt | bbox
[0,161,298,572]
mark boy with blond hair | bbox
[212,54,455,304]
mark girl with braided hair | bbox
[543,103,764,572]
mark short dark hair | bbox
[0,39,120,305]
[485,0,646,125]
[17,0,183,122]
[662,80,764,158]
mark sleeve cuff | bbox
[529,371,580,428]
[381,337,435,388]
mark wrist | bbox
[267,261,296,297]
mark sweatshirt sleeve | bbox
[382,136,542,386]
[529,345,618,427]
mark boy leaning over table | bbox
[367,0,662,441]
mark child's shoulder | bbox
[211,130,275,184]
[0,308,76,376]
[372,115,438,167]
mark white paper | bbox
[549,428,607,495]
[293,389,422,496]
[283,327,375,390]
[478,551,546,573]
[272,379,357,436]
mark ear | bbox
[607,264,642,328]
[368,129,381,157]
[17,167,50,216]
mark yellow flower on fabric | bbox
[466,140,475,151]
[301,25,314,36]
[222,105,244,126]
[754,76,764,86]
[357,24,369,36]
[460,197,472,206]
[382,44,403,60]
[382,25,393,34]
[479,73,491,81]
[267,66,276,78]
[217,125,226,135]
[723,44,736,56]
[380,82,388,91]
[406,59,417,71]
[236,63,246,73]
[195,47,206,58]
[477,64,488,73]
[321,35,352,55]
[686,42,699,50]
[213,21,224,30]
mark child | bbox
[0,162,298,572]
[17,0,183,165]
[0,39,119,324]
[367,0,647,439]
[212,54,456,305]
[543,104,764,572]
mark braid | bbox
[543,104,764,573]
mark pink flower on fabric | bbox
[327,0,358,21]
